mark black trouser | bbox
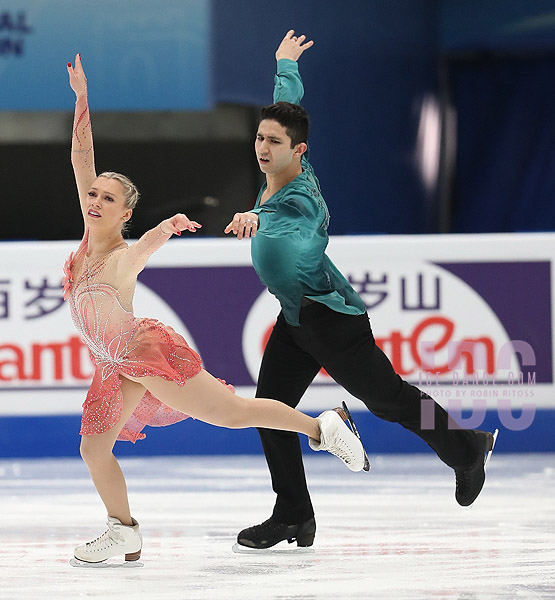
[256,302,479,524]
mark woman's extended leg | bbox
[79,377,147,525]
[134,369,321,439]
[130,369,366,473]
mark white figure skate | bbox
[70,516,143,568]
[309,405,369,472]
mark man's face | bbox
[255,119,297,175]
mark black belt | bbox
[301,297,316,307]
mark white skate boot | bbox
[309,407,367,472]
[71,516,142,567]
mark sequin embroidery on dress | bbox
[63,229,203,442]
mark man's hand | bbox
[224,212,259,240]
[67,53,87,100]
[275,29,314,62]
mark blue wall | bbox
[439,0,555,52]
[438,1,555,233]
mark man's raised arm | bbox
[273,29,314,105]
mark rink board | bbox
[1,409,554,459]
[0,233,554,457]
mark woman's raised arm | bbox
[67,53,97,221]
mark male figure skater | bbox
[225,30,497,550]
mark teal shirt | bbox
[250,59,366,326]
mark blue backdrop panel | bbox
[1,410,552,459]
[0,0,210,110]
[440,0,555,52]
[449,56,555,233]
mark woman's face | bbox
[85,177,132,230]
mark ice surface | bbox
[1,453,554,599]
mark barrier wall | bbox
[0,233,553,458]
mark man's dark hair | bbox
[259,101,309,148]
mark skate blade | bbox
[484,428,499,471]
[69,557,144,568]
[231,543,315,555]
[341,401,371,472]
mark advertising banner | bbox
[0,233,553,456]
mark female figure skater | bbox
[64,54,366,566]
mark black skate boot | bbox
[235,516,316,551]
[455,429,498,507]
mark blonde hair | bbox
[97,171,140,234]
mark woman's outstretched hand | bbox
[67,53,87,100]
[160,214,202,236]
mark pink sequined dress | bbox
[63,229,203,442]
